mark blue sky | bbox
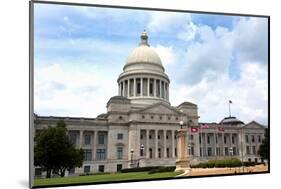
[34,3,268,124]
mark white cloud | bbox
[151,45,178,66]
[34,64,117,118]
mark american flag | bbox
[217,126,225,132]
[190,127,199,133]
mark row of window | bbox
[246,145,258,155]
[245,135,262,143]
[84,164,123,173]
[199,147,238,157]
[119,78,169,99]
[68,132,124,145]
[83,147,124,161]
[141,115,179,121]
[199,135,237,145]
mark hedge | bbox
[120,166,161,173]
[148,166,176,174]
[190,158,259,168]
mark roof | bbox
[219,116,244,125]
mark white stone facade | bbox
[34,32,266,177]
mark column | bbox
[172,130,175,158]
[127,79,130,97]
[79,130,83,148]
[146,130,150,158]
[155,130,158,158]
[205,133,208,156]
[118,83,120,96]
[140,77,143,96]
[93,131,97,160]
[147,78,150,96]
[167,83,169,100]
[214,133,217,156]
[154,79,156,97]
[163,130,167,158]
[222,133,225,156]
[133,78,136,96]
[160,80,162,98]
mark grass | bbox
[33,171,182,187]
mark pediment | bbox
[243,121,266,130]
[135,102,184,115]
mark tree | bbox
[258,128,269,160]
[34,121,84,178]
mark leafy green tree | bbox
[258,128,269,160]
[34,121,84,178]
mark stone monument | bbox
[175,128,191,174]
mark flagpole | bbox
[229,101,231,117]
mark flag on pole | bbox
[229,100,232,103]
[217,126,225,132]
[201,123,209,129]
[190,127,199,133]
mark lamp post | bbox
[140,144,144,157]
[180,121,183,129]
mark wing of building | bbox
[34,32,266,177]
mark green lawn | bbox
[34,171,182,187]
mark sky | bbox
[34,3,268,125]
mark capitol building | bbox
[34,32,266,176]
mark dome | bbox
[124,31,164,72]
[220,116,244,126]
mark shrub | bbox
[79,172,110,176]
[148,166,176,174]
[120,166,161,173]
[191,158,243,168]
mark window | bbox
[117,133,123,140]
[216,136,218,144]
[149,79,154,96]
[140,134,143,139]
[98,133,106,145]
[190,135,194,140]
[69,133,77,145]
[136,78,141,95]
[159,116,162,120]
[224,136,227,144]
[245,135,249,143]
[119,116,123,120]
[117,147,123,159]
[84,134,91,145]
[258,135,261,143]
[199,135,201,144]
[83,149,92,161]
[232,135,235,144]
[166,148,170,158]
[166,135,169,139]
[84,166,90,173]
[96,149,106,160]
[158,135,160,139]
[151,115,154,119]
[252,146,256,155]
[168,116,171,120]
[207,147,212,156]
[252,135,255,143]
[207,135,210,144]
[149,148,153,158]
[98,165,104,172]
[225,147,229,156]
[246,146,250,155]
[248,158,252,162]
[142,115,145,119]
[117,164,122,172]
[175,117,178,120]
[158,148,161,158]
[149,135,152,139]
[233,147,237,155]
[191,146,194,155]
[216,147,220,156]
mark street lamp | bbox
[229,147,233,158]
[179,121,183,129]
[188,144,191,156]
